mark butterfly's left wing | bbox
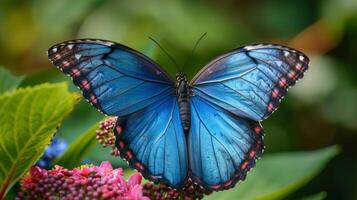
[48,39,189,188]
[191,44,309,121]
[114,95,188,188]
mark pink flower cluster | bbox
[96,117,120,156]
[142,180,211,200]
[96,117,116,148]
[17,161,149,200]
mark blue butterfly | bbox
[48,39,309,191]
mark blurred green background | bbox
[0,0,356,199]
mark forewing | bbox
[114,96,188,188]
[191,44,309,121]
[48,39,173,116]
[188,96,264,191]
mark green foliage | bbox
[53,122,99,168]
[300,191,327,200]
[207,146,339,200]
[321,0,357,37]
[0,83,79,198]
[0,67,24,94]
[33,0,108,53]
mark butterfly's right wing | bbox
[48,39,174,116]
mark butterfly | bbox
[47,39,309,191]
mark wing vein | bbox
[193,67,256,85]
[192,101,236,180]
[114,87,171,115]
[219,82,265,113]
[104,59,172,85]
[193,87,255,118]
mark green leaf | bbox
[0,67,24,94]
[85,143,128,167]
[0,83,79,198]
[300,191,327,200]
[53,122,99,168]
[207,146,339,200]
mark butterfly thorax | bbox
[176,72,191,133]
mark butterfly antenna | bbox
[148,36,180,71]
[182,32,207,71]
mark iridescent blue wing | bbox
[191,44,309,121]
[189,44,309,190]
[48,39,173,116]
[188,95,264,190]
[114,95,188,188]
[48,39,188,187]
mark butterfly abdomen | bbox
[176,73,191,132]
[178,95,190,133]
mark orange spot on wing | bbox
[254,126,261,134]
[116,126,122,134]
[119,141,125,149]
[126,151,133,159]
[135,162,144,171]
[241,161,249,170]
[249,150,256,158]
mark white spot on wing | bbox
[67,44,74,50]
[299,55,305,61]
[244,46,255,50]
[106,42,115,46]
[52,47,57,53]
[284,51,290,57]
[75,54,82,60]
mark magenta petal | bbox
[80,167,91,177]
[112,168,124,177]
[99,161,113,175]
[128,172,142,186]
[30,166,47,179]
[118,176,128,189]
[130,184,145,199]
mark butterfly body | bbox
[175,72,191,133]
[48,39,309,191]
